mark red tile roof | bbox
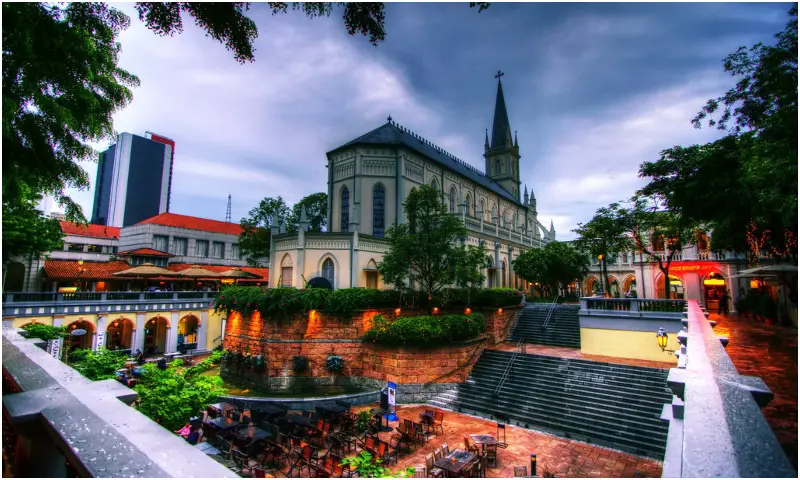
[168,264,269,281]
[117,248,172,257]
[43,260,131,280]
[59,222,120,239]
[135,213,243,236]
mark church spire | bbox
[490,70,513,149]
[514,130,518,148]
[484,128,489,149]
[523,185,529,204]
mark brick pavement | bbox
[354,404,663,478]
[489,342,675,369]
[709,312,798,471]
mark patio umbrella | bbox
[219,268,259,285]
[113,263,175,277]
[178,265,222,289]
[738,264,798,276]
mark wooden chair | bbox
[414,422,430,444]
[513,466,528,477]
[232,449,258,477]
[425,454,444,478]
[219,439,233,460]
[432,412,444,435]
[463,435,479,454]
[478,454,488,477]
[496,422,508,449]
[331,464,345,478]
[288,445,315,477]
[461,459,478,478]
[484,443,498,468]
[414,466,427,478]
[376,441,397,466]
[441,443,450,456]
[433,448,442,462]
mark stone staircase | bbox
[507,304,581,348]
[428,350,672,459]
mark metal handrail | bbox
[540,295,560,344]
[493,339,524,396]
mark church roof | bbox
[332,121,521,205]
[490,79,513,149]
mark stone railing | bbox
[581,297,686,317]
[1,328,237,478]
[2,291,215,317]
[660,301,794,477]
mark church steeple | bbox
[490,72,513,149]
[484,70,522,202]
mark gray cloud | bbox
[60,2,788,239]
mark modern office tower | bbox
[91,132,175,227]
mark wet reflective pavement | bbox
[710,312,798,471]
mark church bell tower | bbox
[484,70,521,202]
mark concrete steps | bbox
[508,304,581,348]
[429,350,671,459]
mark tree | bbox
[3,2,491,260]
[239,196,290,266]
[639,5,797,264]
[512,248,549,297]
[2,187,64,263]
[513,242,588,298]
[572,204,633,296]
[378,185,486,306]
[287,192,328,233]
[626,197,699,299]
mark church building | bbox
[268,74,555,290]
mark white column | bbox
[96,315,107,351]
[167,311,180,353]
[197,310,209,352]
[134,312,146,354]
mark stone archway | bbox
[106,317,134,351]
[178,315,199,351]
[65,320,95,351]
[144,316,169,354]
[586,276,600,295]
[622,275,637,295]
[607,276,621,297]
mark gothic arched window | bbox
[491,205,497,223]
[480,199,485,220]
[449,188,456,213]
[373,184,385,237]
[465,194,472,217]
[322,258,335,285]
[340,186,350,232]
[495,159,502,175]
[431,178,439,191]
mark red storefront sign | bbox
[668,262,721,274]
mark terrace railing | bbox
[580,297,686,319]
[493,339,525,396]
[540,295,560,344]
[4,290,215,304]
[2,291,217,318]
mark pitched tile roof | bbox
[117,248,172,257]
[331,121,522,206]
[43,260,131,280]
[59,222,120,239]
[167,264,269,281]
[135,213,243,236]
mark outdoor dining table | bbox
[193,441,221,455]
[420,412,434,424]
[206,416,240,431]
[469,433,498,452]
[237,426,273,443]
[208,402,237,414]
[253,404,284,417]
[434,449,476,477]
[285,414,312,427]
[370,407,392,432]
[320,404,348,415]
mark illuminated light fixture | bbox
[432,307,439,314]
[498,308,503,315]
[656,327,668,351]
[78,259,84,266]
[394,308,401,316]
[597,254,603,261]
[465,307,472,315]
[703,279,726,286]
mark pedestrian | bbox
[719,290,730,316]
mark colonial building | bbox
[269,75,554,290]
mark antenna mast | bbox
[225,194,232,223]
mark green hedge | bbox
[184,349,226,378]
[362,313,485,347]
[69,348,129,380]
[20,323,68,341]
[213,286,524,320]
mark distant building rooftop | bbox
[135,212,242,236]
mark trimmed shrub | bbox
[363,313,485,347]
[20,323,68,341]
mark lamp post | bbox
[597,254,607,297]
[656,327,668,352]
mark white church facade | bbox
[268,75,555,290]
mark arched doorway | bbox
[144,316,169,355]
[657,275,684,299]
[608,276,620,298]
[66,320,95,351]
[485,256,496,288]
[106,318,134,351]
[703,272,727,312]
[178,315,199,352]
[586,276,600,295]
[622,275,637,296]
[501,260,507,288]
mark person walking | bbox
[719,290,730,316]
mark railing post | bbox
[630,299,640,314]
[139,293,145,301]
[100,292,107,302]
[580,298,588,310]
[172,292,179,301]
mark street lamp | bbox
[656,327,668,351]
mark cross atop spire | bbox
[494,70,504,82]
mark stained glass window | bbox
[373,184,385,237]
[341,187,350,232]
[449,188,456,213]
[322,258,335,285]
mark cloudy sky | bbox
[60,2,790,240]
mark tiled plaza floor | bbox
[709,312,798,471]
[353,404,663,478]
[489,342,675,370]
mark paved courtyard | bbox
[354,404,663,478]
[710,312,798,471]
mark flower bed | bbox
[362,313,485,347]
